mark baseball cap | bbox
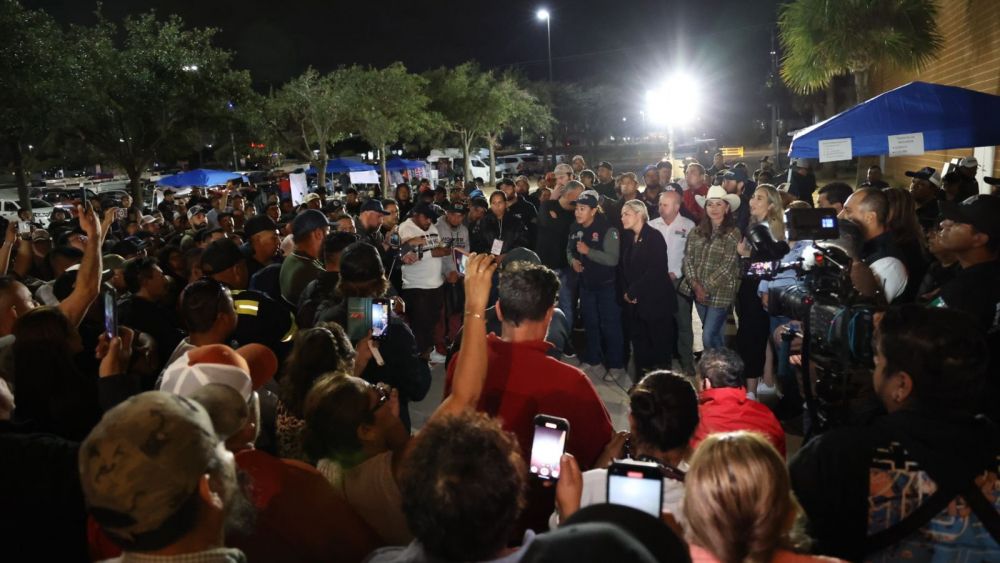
[662,182,684,196]
[30,229,50,242]
[959,156,979,169]
[111,238,143,258]
[187,205,207,220]
[79,391,220,546]
[103,253,127,272]
[469,197,488,210]
[291,209,330,239]
[573,189,600,208]
[643,164,658,175]
[360,199,390,215]
[597,161,613,171]
[905,166,942,187]
[188,383,250,442]
[162,189,175,196]
[160,343,278,402]
[940,194,1000,242]
[345,187,358,195]
[522,521,657,563]
[339,241,385,283]
[304,193,321,204]
[200,238,245,275]
[140,215,162,226]
[243,215,277,239]
[560,504,689,563]
[723,168,748,183]
[412,202,440,221]
[446,201,469,214]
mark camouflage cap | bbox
[78,391,220,543]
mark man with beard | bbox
[79,391,256,561]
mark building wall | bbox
[872,0,1000,189]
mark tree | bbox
[425,63,497,182]
[350,63,438,193]
[0,0,66,209]
[248,68,357,191]
[481,73,553,185]
[527,81,586,169]
[778,0,943,103]
[575,84,620,165]
[60,12,252,205]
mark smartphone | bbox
[370,298,390,341]
[116,208,127,220]
[529,414,570,480]
[18,221,31,236]
[455,250,469,275]
[103,290,118,340]
[80,187,88,207]
[606,460,664,517]
[747,260,777,277]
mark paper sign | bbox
[888,133,925,157]
[818,138,853,163]
[288,172,308,205]
[349,170,380,185]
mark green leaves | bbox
[778,0,944,97]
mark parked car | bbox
[0,197,56,227]
[39,187,98,205]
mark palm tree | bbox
[778,0,943,105]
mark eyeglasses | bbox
[369,382,390,414]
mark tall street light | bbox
[536,9,552,82]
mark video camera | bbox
[747,208,878,433]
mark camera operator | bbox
[789,305,999,562]
[838,187,908,303]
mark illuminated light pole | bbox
[646,72,700,163]
[536,9,552,82]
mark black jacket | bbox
[619,223,676,321]
[480,211,530,254]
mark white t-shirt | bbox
[398,218,445,290]
[649,215,696,279]
[870,256,908,303]
[548,464,688,530]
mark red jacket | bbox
[683,183,709,224]
[691,387,786,457]
[445,335,614,469]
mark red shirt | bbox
[683,183,709,223]
[445,335,613,469]
[691,387,787,458]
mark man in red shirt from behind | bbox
[690,347,786,457]
[445,261,613,530]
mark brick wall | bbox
[872,0,1000,188]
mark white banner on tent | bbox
[289,172,308,205]
[349,170,380,185]
[888,132,925,157]
[818,138,853,163]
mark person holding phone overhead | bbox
[303,252,496,545]
[551,371,699,530]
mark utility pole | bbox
[770,28,780,170]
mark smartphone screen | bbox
[455,250,468,275]
[529,415,569,480]
[606,461,663,517]
[371,299,389,340]
[18,221,31,235]
[116,208,127,220]
[748,260,776,277]
[103,291,117,340]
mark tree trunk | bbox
[129,168,144,208]
[9,138,31,211]
[824,85,836,120]
[852,68,875,187]
[380,145,389,196]
[462,133,472,181]
[488,134,497,186]
[317,146,328,194]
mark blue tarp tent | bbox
[789,81,1000,159]
[306,158,378,175]
[157,169,245,187]
[385,157,426,171]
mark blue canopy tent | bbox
[789,81,1000,159]
[305,158,378,175]
[385,157,426,171]
[157,169,246,187]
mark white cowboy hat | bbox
[695,185,741,211]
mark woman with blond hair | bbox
[684,431,844,563]
[736,184,786,399]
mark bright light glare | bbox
[646,73,700,127]
[536,9,550,20]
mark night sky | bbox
[24,0,787,132]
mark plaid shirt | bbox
[680,225,741,308]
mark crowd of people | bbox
[1,151,998,562]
